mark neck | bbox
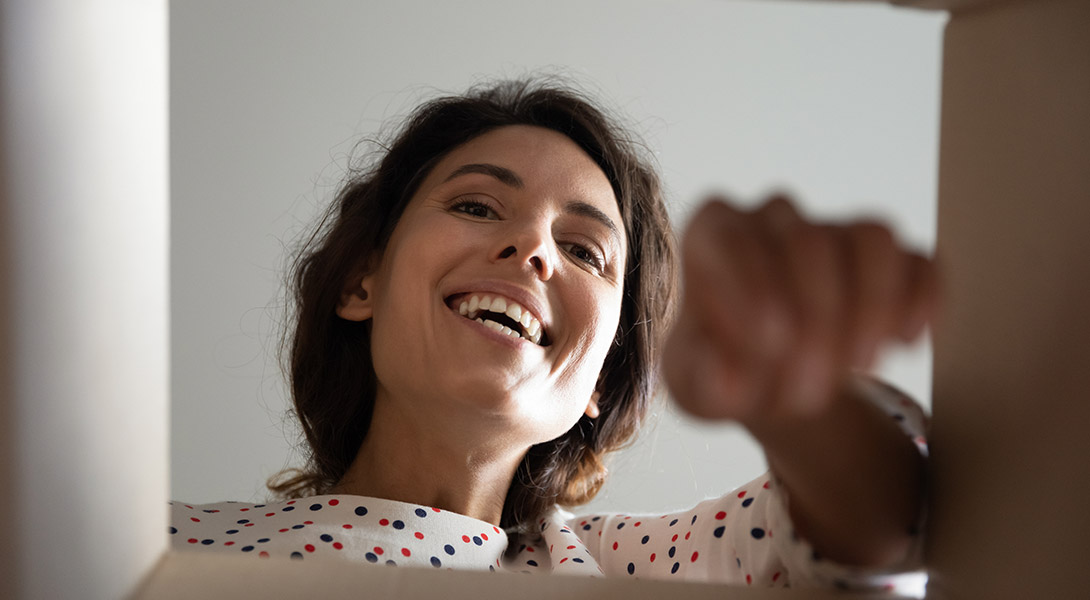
[328,389,528,525]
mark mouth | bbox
[446,292,550,346]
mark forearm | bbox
[744,377,925,568]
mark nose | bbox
[494,225,555,280]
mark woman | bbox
[172,79,934,590]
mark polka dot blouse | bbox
[172,378,927,593]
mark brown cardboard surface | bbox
[927,0,1090,597]
[135,552,899,600]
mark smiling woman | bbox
[169,79,933,591]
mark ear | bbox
[335,271,375,322]
[584,390,601,419]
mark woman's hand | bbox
[663,195,938,425]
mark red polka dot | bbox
[634,521,642,527]
[287,500,297,505]
[305,544,315,553]
[259,551,269,558]
[240,508,249,512]
[580,520,588,526]
[379,518,390,526]
[462,535,471,543]
[549,545,554,553]
[526,546,534,553]
[746,574,752,585]
[560,557,568,564]
[184,505,193,509]
[333,542,343,550]
[304,521,313,525]
[265,513,275,517]
[328,499,339,506]
[374,546,384,555]
[190,517,200,522]
[737,491,747,498]
[208,509,220,513]
[187,538,198,544]
[612,542,619,551]
[342,524,352,529]
[715,511,727,520]
[772,572,781,582]
[244,523,254,527]
[279,528,288,533]
[685,531,691,540]
[763,481,771,489]
[481,533,488,541]
[691,551,699,562]
[671,534,678,542]
[224,541,235,546]
[432,507,441,512]
[650,553,656,562]
[401,548,411,557]
[414,532,424,540]
[493,526,500,533]
[566,545,576,550]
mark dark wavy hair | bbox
[270,79,678,530]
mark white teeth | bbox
[505,303,522,323]
[458,293,546,345]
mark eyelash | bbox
[449,198,607,272]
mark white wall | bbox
[171,0,945,513]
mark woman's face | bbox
[344,125,626,446]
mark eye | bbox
[451,199,498,220]
[561,242,605,271]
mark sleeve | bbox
[566,376,928,595]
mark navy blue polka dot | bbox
[415,508,427,518]
[444,544,455,555]
[669,518,678,527]
[668,546,676,558]
[713,526,726,538]
[355,506,368,517]
[254,504,266,508]
[365,552,378,563]
[591,516,601,522]
[257,538,270,543]
[431,556,442,567]
[616,522,625,530]
[736,558,742,568]
[751,528,766,540]
[292,524,304,530]
[392,520,405,530]
[472,536,482,546]
[627,562,635,575]
[641,535,650,544]
[291,552,303,560]
[242,546,254,552]
[488,565,495,572]
[282,506,295,512]
[527,560,538,567]
[169,527,177,534]
[225,529,238,535]
[582,524,591,531]
[742,497,754,508]
[309,503,322,511]
[691,515,698,525]
[572,558,584,564]
[385,560,397,566]
[671,562,680,574]
[237,519,249,524]
[320,534,333,542]
[201,539,214,545]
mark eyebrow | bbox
[445,161,622,248]
[444,163,524,189]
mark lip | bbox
[442,279,552,344]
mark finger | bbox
[843,222,907,368]
[777,224,845,414]
[897,252,939,342]
[663,316,758,420]
[682,199,793,363]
